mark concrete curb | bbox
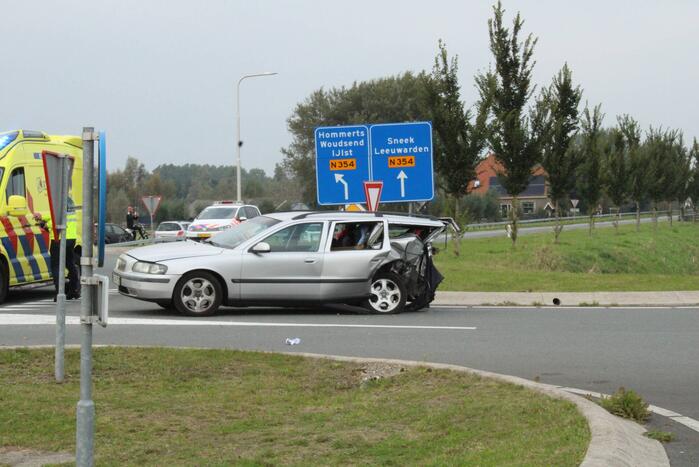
[434,291,699,307]
[287,352,670,467]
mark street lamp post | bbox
[236,72,278,202]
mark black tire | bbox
[173,271,222,317]
[362,271,407,314]
[0,261,8,305]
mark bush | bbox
[598,387,650,422]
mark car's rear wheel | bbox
[363,271,406,314]
[173,271,222,316]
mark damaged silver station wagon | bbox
[112,212,447,316]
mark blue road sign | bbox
[315,125,370,205]
[97,132,107,267]
[369,122,434,203]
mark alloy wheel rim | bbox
[181,278,215,313]
[369,278,401,312]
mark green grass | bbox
[435,222,699,292]
[0,348,589,466]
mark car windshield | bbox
[197,206,237,220]
[206,216,280,249]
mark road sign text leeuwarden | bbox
[370,122,434,203]
[315,122,434,205]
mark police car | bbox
[186,201,261,240]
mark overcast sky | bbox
[3,1,697,174]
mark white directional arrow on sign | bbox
[334,173,349,200]
[397,170,408,198]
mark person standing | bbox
[126,206,135,230]
[34,211,80,300]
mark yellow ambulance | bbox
[0,129,83,303]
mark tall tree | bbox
[688,140,699,222]
[665,133,691,225]
[282,73,430,205]
[478,1,544,246]
[619,115,646,231]
[575,104,604,236]
[644,127,680,230]
[426,40,490,255]
[603,128,629,233]
[539,64,583,242]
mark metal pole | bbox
[236,78,242,203]
[235,72,278,203]
[76,127,96,467]
[55,158,70,382]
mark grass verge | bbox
[435,222,699,292]
[0,347,589,466]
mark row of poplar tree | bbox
[281,2,699,246]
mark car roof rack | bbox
[289,210,441,221]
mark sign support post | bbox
[41,150,74,383]
[76,127,96,467]
[55,159,70,382]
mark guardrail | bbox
[463,210,655,230]
[105,238,154,248]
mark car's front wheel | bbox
[173,271,222,316]
[363,271,406,314]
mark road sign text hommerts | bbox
[315,122,434,206]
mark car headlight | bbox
[115,256,126,271]
[132,261,168,274]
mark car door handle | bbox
[304,258,317,264]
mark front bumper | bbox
[112,270,178,301]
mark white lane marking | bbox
[672,416,699,432]
[0,314,477,331]
[649,404,681,418]
[2,303,54,308]
[559,386,699,434]
[431,305,699,310]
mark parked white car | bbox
[186,202,261,240]
[154,221,191,242]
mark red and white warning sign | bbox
[363,181,383,212]
[141,195,162,216]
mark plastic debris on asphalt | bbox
[285,337,301,345]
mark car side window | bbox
[245,206,258,219]
[5,167,26,201]
[262,222,323,252]
[331,222,384,251]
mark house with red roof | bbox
[468,153,552,218]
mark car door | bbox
[240,221,326,301]
[320,220,389,301]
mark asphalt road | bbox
[0,247,697,465]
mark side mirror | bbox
[7,195,28,217]
[238,216,247,221]
[251,242,271,254]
